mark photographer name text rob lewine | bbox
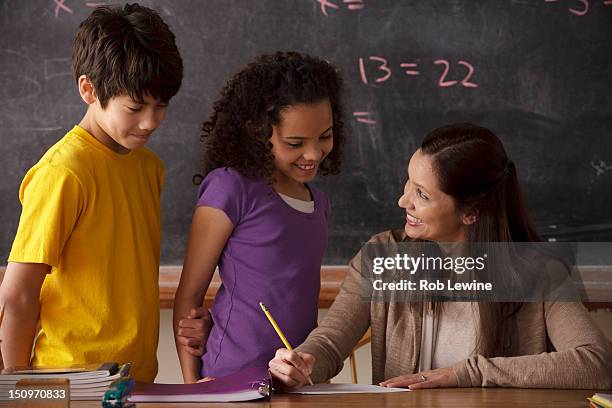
[373,279,493,292]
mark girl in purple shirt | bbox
[173,52,345,382]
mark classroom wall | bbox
[155,308,612,384]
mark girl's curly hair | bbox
[196,51,344,184]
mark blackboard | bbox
[1,0,611,265]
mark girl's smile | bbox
[270,99,333,198]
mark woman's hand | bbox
[268,349,316,390]
[177,307,213,357]
[379,367,459,390]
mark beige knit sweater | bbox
[297,230,612,389]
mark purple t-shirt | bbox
[197,167,330,377]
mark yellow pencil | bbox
[259,302,313,385]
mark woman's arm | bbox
[292,248,372,383]
[173,206,233,383]
[451,302,612,389]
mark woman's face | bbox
[398,149,471,242]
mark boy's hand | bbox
[177,307,212,357]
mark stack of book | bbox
[0,362,128,401]
[588,393,612,408]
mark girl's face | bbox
[270,99,333,187]
[398,149,472,242]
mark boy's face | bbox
[91,94,168,153]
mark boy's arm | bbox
[173,206,234,383]
[0,262,50,369]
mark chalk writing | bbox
[569,0,589,15]
[353,111,376,125]
[316,0,363,16]
[358,56,392,84]
[434,59,457,87]
[543,0,612,15]
[457,60,478,88]
[343,0,365,11]
[360,57,479,89]
[399,63,420,76]
[53,0,73,17]
[591,160,612,176]
[317,0,339,16]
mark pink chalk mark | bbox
[604,0,612,5]
[569,0,589,15]
[358,58,369,85]
[544,0,558,2]
[356,118,376,125]
[370,56,392,83]
[53,0,73,17]
[343,0,365,10]
[317,0,339,16]
[458,60,478,88]
[354,112,376,124]
[400,63,420,76]
[434,59,457,87]
[86,2,109,7]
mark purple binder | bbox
[128,366,272,403]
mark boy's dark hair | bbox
[198,51,344,184]
[72,3,183,108]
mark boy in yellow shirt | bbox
[0,4,183,382]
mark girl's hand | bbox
[268,349,316,390]
[177,307,213,357]
[379,367,459,390]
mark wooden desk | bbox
[21,389,594,408]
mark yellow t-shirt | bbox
[9,125,164,382]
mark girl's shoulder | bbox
[198,167,271,208]
[203,166,245,183]
[199,167,258,193]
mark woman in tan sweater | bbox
[269,123,612,390]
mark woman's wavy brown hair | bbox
[421,123,541,358]
[196,51,344,184]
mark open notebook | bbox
[129,366,272,403]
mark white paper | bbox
[285,383,411,394]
